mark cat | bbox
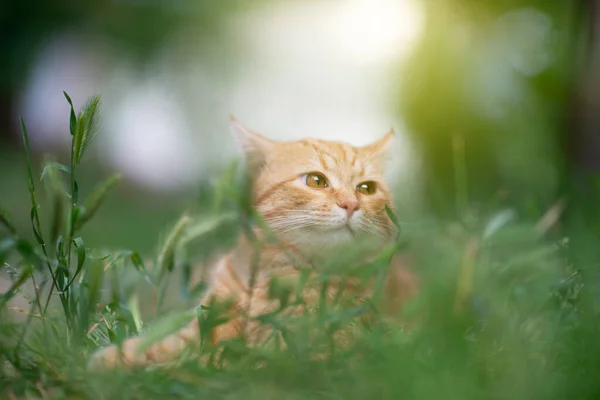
[88,117,419,370]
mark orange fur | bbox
[88,118,418,370]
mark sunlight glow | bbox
[330,0,423,65]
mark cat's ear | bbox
[363,129,395,160]
[364,129,401,184]
[230,116,274,169]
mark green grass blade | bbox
[0,203,17,235]
[20,118,39,215]
[157,215,191,279]
[64,237,86,292]
[63,91,76,137]
[137,309,196,353]
[0,237,16,265]
[0,265,32,308]
[126,250,154,286]
[75,173,122,232]
[385,204,401,240]
[40,161,71,181]
[41,158,68,246]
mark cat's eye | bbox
[304,172,329,189]
[356,181,377,195]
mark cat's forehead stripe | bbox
[302,141,333,171]
[307,140,362,173]
[349,146,359,166]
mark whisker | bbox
[276,223,315,235]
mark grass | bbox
[0,93,599,400]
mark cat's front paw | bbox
[87,337,150,371]
[88,344,122,371]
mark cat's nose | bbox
[338,199,359,219]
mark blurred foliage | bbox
[396,0,588,217]
[0,0,263,89]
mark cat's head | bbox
[231,117,397,255]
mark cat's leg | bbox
[87,290,254,370]
[88,257,248,370]
[87,316,203,370]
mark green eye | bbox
[357,181,377,195]
[304,172,329,189]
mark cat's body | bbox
[88,119,418,370]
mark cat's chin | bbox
[283,225,385,259]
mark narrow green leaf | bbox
[385,204,401,239]
[104,300,138,340]
[70,106,77,137]
[84,259,104,324]
[59,295,70,326]
[20,118,35,193]
[294,268,312,303]
[125,294,143,333]
[180,260,192,300]
[76,286,91,340]
[57,263,68,292]
[268,275,294,310]
[0,203,17,235]
[69,288,79,325]
[40,162,71,181]
[129,251,146,272]
[189,281,208,297]
[30,206,44,246]
[63,91,73,107]
[196,300,236,347]
[71,206,82,233]
[157,215,191,278]
[42,160,67,245]
[137,309,196,353]
[75,173,122,231]
[64,91,76,136]
[385,204,400,231]
[87,249,111,261]
[55,235,64,260]
[0,237,16,265]
[15,238,44,270]
[0,266,32,307]
[64,237,86,292]
[127,251,153,286]
[179,213,237,247]
[325,305,371,333]
[73,180,79,204]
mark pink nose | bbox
[338,199,359,219]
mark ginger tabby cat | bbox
[88,118,418,370]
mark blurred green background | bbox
[3,1,600,399]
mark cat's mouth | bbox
[345,224,356,238]
[319,224,356,239]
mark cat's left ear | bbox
[230,116,275,170]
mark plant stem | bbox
[63,131,78,331]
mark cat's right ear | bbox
[230,116,274,170]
